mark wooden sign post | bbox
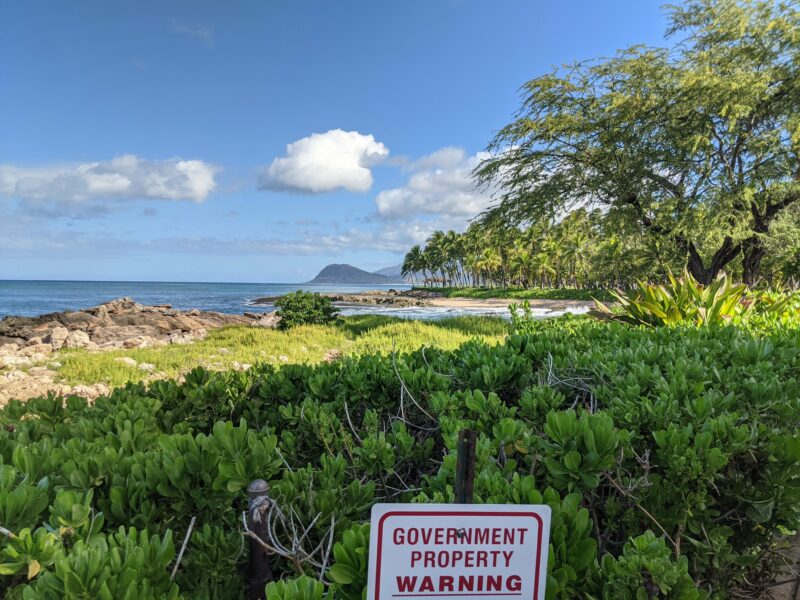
[247,479,273,600]
[454,429,477,504]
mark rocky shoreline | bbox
[0,297,279,350]
[0,297,279,404]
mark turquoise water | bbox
[0,280,412,318]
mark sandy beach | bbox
[425,296,594,311]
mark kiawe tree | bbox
[476,0,800,285]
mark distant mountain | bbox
[308,264,405,284]
[372,264,423,282]
[371,264,403,279]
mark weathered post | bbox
[454,428,477,504]
[247,479,272,600]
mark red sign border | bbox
[374,510,545,600]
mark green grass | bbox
[347,316,507,355]
[422,286,613,301]
[56,315,508,387]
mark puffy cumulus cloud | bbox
[259,129,389,193]
[0,155,218,204]
[374,147,493,220]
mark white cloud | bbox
[0,155,218,204]
[259,129,389,193]
[0,143,496,267]
[409,146,468,171]
[374,147,493,220]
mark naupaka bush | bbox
[0,314,798,598]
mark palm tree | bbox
[402,245,423,286]
[532,251,557,288]
[480,248,502,287]
[442,230,465,286]
[509,239,531,287]
[597,234,626,287]
[425,231,449,286]
[405,206,667,291]
[540,236,562,287]
[562,229,589,287]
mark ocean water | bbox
[0,280,588,321]
[0,280,412,318]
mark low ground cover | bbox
[54,315,508,387]
[0,311,797,598]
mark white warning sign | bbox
[367,504,551,600]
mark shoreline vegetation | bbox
[1,284,798,597]
[55,315,508,388]
[11,276,792,402]
[1,285,799,597]
[0,294,518,402]
[0,289,597,404]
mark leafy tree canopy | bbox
[476,0,800,284]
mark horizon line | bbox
[0,278,411,286]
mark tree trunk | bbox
[684,236,741,284]
[685,250,711,284]
[741,235,766,287]
[625,193,746,285]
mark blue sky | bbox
[0,1,667,282]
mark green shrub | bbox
[601,531,704,599]
[274,291,340,330]
[266,575,325,600]
[0,316,798,598]
[328,523,369,600]
[22,527,179,599]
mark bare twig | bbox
[391,347,436,423]
[386,487,423,498]
[388,414,440,433]
[318,515,336,581]
[760,577,800,588]
[171,516,196,581]
[605,473,678,554]
[243,512,282,554]
[0,525,17,539]
[421,346,457,381]
[275,446,294,472]
[343,400,363,443]
[242,490,336,576]
[541,353,596,412]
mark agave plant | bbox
[594,271,753,327]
